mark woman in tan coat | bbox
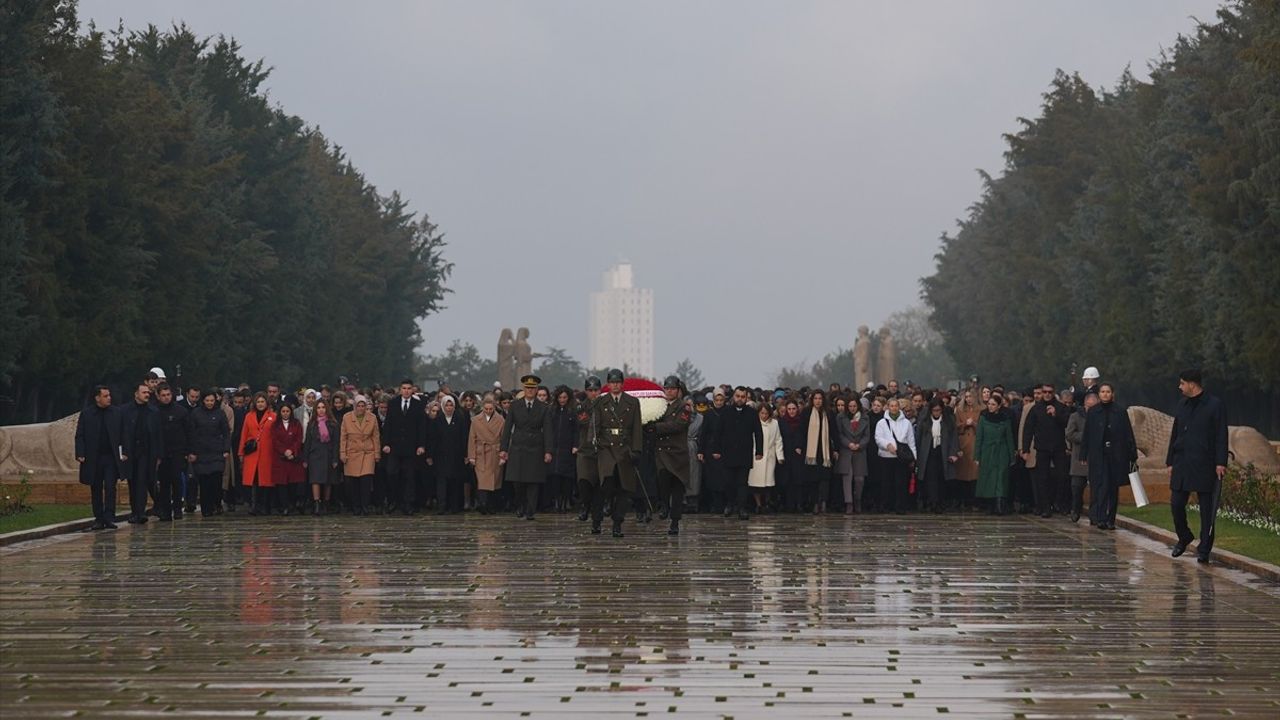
[341,395,381,515]
[953,389,982,502]
[467,396,506,514]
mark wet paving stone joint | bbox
[2,513,1278,718]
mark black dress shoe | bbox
[525,513,535,521]
[591,523,602,535]
[722,507,732,518]
[1172,542,1189,557]
[577,510,589,522]
[612,525,624,538]
[1070,511,1080,523]
[738,511,749,520]
[85,522,104,532]
[516,509,526,519]
[667,521,679,536]
[172,510,183,520]
[127,515,147,525]
[104,521,118,529]
[1197,555,1210,564]
[158,515,172,522]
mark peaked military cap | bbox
[584,375,602,391]
[606,368,624,383]
[520,374,541,388]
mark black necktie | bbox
[402,399,408,413]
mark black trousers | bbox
[88,456,118,523]
[727,466,751,511]
[1070,474,1087,518]
[436,472,463,512]
[384,455,418,509]
[885,457,911,513]
[657,469,686,522]
[704,458,727,512]
[922,449,944,510]
[590,472,629,526]
[1031,450,1067,515]
[346,475,374,512]
[156,456,184,518]
[197,472,223,515]
[1171,487,1219,557]
[127,456,155,519]
[514,482,540,515]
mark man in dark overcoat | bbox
[591,369,642,537]
[715,386,764,520]
[500,374,553,520]
[650,375,692,535]
[74,385,125,529]
[120,381,163,524]
[1166,369,1229,563]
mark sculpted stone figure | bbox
[515,327,534,381]
[875,326,897,385]
[497,328,517,390]
[0,414,81,476]
[853,325,872,390]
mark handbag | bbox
[243,438,258,455]
[886,420,915,463]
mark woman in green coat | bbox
[974,394,1016,514]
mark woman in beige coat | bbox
[467,396,506,514]
[341,395,381,515]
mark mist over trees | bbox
[1,2,451,422]
[922,0,1279,394]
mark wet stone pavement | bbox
[2,512,1278,719]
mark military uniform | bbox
[651,377,692,533]
[591,369,642,535]
[500,375,553,519]
[574,376,601,523]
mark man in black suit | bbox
[714,386,764,520]
[381,378,427,515]
[1167,369,1229,564]
[153,383,190,521]
[74,385,125,530]
[120,381,163,524]
[1021,382,1070,518]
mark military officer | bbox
[592,368,643,537]
[499,374,553,520]
[650,376,693,535]
[574,375,602,524]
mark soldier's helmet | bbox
[663,375,682,389]
[606,368,624,384]
[584,375,602,391]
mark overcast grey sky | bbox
[83,0,1220,385]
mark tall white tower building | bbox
[588,262,655,379]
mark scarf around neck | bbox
[805,409,832,467]
[317,417,330,443]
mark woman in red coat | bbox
[271,403,306,514]
[240,392,277,515]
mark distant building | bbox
[588,262,655,379]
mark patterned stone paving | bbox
[1,512,1278,718]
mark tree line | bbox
[921,0,1278,433]
[1,1,451,423]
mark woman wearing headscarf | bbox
[974,394,1017,515]
[304,399,341,516]
[340,395,381,515]
[270,403,305,514]
[429,394,471,514]
[800,390,840,514]
[1081,382,1138,530]
[467,395,506,514]
[239,392,277,515]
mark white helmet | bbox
[1082,366,1100,380]
[149,366,167,380]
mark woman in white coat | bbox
[875,397,918,515]
[749,403,785,512]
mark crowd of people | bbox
[72,365,1227,560]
